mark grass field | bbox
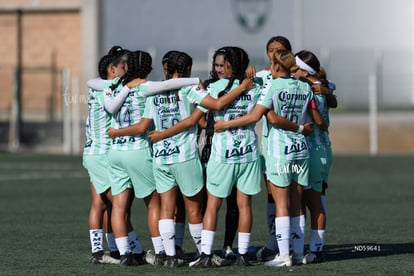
[0,153,413,275]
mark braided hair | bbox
[98,55,111,79]
[164,51,193,80]
[217,46,247,97]
[110,50,152,90]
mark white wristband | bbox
[297,125,304,133]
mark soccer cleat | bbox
[221,246,237,260]
[256,246,277,262]
[175,245,185,259]
[211,254,233,267]
[237,254,252,267]
[164,255,178,268]
[302,251,323,264]
[145,250,168,266]
[144,250,156,265]
[189,253,212,268]
[132,251,148,265]
[89,250,120,265]
[119,253,134,266]
[109,250,120,260]
[292,253,304,265]
[155,252,167,266]
[264,254,292,267]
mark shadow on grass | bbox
[324,243,414,262]
[169,243,414,265]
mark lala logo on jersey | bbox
[284,141,308,155]
[154,140,180,157]
[225,139,253,158]
[232,0,271,33]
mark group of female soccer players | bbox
[82,35,336,269]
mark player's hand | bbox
[127,78,146,89]
[107,127,119,139]
[240,78,255,90]
[148,130,164,143]
[214,120,226,132]
[312,83,329,95]
[302,122,314,136]
[245,65,256,79]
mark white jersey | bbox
[207,78,262,164]
[83,87,111,155]
[259,76,313,160]
[256,69,273,139]
[104,79,151,151]
[143,85,207,165]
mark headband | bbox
[295,56,317,75]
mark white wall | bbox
[97,0,413,109]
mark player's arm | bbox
[198,115,207,129]
[87,78,104,90]
[148,109,205,143]
[141,78,200,97]
[108,118,153,139]
[200,78,254,110]
[312,83,337,108]
[266,110,313,136]
[214,104,267,132]
[104,78,145,114]
[308,98,328,131]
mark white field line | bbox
[0,171,87,181]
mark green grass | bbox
[0,153,413,275]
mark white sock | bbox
[188,223,202,254]
[275,216,290,256]
[90,229,104,253]
[175,222,185,249]
[115,236,130,256]
[159,219,176,256]
[201,230,215,255]
[151,236,165,254]
[128,230,143,254]
[321,195,328,225]
[290,215,305,256]
[238,232,251,255]
[105,233,118,252]
[310,229,325,252]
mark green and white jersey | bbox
[105,79,150,151]
[256,70,273,139]
[143,85,207,165]
[207,78,261,164]
[307,94,331,147]
[258,76,313,161]
[83,87,112,155]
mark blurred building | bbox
[1,0,413,153]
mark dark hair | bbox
[295,50,320,74]
[217,46,248,97]
[107,45,130,66]
[110,50,152,90]
[266,36,292,52]
[162,50,180,65]
[165,51,193,79]
[295,50,329,86]
[206,48,226,83]
[123,50,152,84]
[98,54,111,79]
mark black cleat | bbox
[189,253,212,268]
[237,254,253,267]
[164,255,178,268]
